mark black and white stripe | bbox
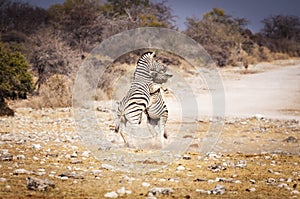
[115,51,171,147]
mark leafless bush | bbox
[24,75,72,109]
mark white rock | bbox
[176,165,185,171]
[183,155,191,160]
[13,168,30,174]
[148,187,173,196]
[142,182,151,187]
[117,187,126,195]
[206,152,221,159]
[32,144,42,150]
[91,170,102,175]
[33,156,39,161]
[278,183,288,188]
[196,189,210,194]
[71,152,77,158]
[104,191,118,198]
[291,190,299,195]
[60,176,68,180]
[0,178,6,182]
[82,151,91,157]
[117,187,131,195]
[211,184,226,195]
[16,154,26,160]
[248,187,256,192]
[102,164,114,170]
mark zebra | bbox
[114,51,172,147]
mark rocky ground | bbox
[0,107,299,198]
[0,60,299,198]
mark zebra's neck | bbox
[134,54,153,82]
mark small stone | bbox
[236,160,247,168]
[102,164,115,170]
[82,151,91,157]
[0,178,6,182]
[60,176,69,180]
[249,179,256,184]
[266,178,277,185]
[91,170,102,176]
[206,152,221,159]
[291,190,300,195]
[71,160,82,164]
[26,177,55,191]
[13,168,30,175]
[148,187,173,196]
[33,156,39,161]
[142,182,151,187]
[283,136,298,143]
[104,191,118,198]
[16,154,26,160]
[59,172,84,179]
[176,165,185,171]
[71,152,78,158]
[32,144,42,150]
[278,183,288,188]
[183,155,191,160]
[246,187,256,192]
[117,187,126,195]
[215,177,233,183]
[193,178,207,182]
[196,189,210,194]
[211,184,226,195]
[1,154,13,161]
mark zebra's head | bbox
[136,51,172,83]
[138,51,167,72]
[150,71,173,84]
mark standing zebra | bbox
[114,51,172,147]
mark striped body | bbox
[115,52,171,147]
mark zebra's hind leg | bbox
[115,121,130,148]
[159,116,168,148]
[146,117,159,147]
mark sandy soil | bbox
[0,60,299,198]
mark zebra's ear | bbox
[150,51,156,59]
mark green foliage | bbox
[0,42,34,115]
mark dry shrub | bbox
[25,74,72,109]
[273,52,290,60]
[259,46,273,62]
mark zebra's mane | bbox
[134,51,156,81]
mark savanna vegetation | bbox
[0,0,299,114]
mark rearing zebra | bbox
[114,51,172,147]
